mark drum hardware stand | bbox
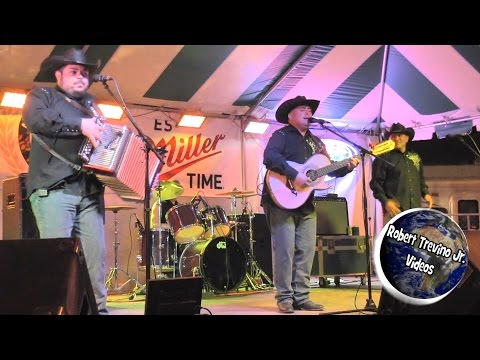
[129,195,171,300]
[153,194,168,277]
[105,208,142,293]
[229,194,257,290]
[242,210,273,290]
[171,227,177,278]
[206,211,216,239]
[230,194,239,242]
[228,196,273,291]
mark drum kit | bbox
[130,182,273,297]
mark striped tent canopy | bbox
[1,44,479,140]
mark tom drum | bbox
[166,203,205,244]
[200,205,231,238]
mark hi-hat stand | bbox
[244,210,273,289]
[105,207,143,293]
[230,195,273,291]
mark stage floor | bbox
[106,276,382,315]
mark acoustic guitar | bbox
[265,140,395,210]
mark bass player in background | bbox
[261,95,359,313]
[22,48,108,314]
[370,122,433,225]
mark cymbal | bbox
[105,205,136,212]
[155,180,184,201]
[219,193,256,199]
[216,188,256,197]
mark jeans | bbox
[263,203,317,305]
[29,189,108,314]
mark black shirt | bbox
[22,86,103,198]
[370,148,430,211]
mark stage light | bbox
[434,120,473,139]
[1,91,26,109]
[97,104,123,120]
[244,121,269,134]
[178,114,206,128]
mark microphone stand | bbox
[96,80,166,291]
[312,122,392,314]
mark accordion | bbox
[80,124,162,200]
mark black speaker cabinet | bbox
[0,237,98,315]
[2,173,39,240]
[313,196,349,235]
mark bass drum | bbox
[179,237,247,292]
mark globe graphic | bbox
[378,208,468,303]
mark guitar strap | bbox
[308,133,331,160]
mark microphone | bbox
[93,74,113,82]
[134,213,144,232]
[190,190,200,203]
[308,117,330,125]
[156,146,168,155]
[198,194,209,208]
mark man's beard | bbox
[71,89,87,99]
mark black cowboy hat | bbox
[39,48,100,82]
[275,95,320,124]
[385,122,415,142]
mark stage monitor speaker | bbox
[0,237,98,315]
[145,277,203,315]
[313,196,349,235]
[2,173,39,240]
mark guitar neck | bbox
[310,157,355,181]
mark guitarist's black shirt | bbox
[261,125,350,214]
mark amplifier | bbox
[313,196,349,235]
[2,174,39,240]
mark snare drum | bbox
[137,228,175,269]
[166,203,205,243]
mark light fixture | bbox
[97,104,123,120]
[1,91,27,109]
[434,120,473,139]
[244,121,269,134]
[178,114,206,128]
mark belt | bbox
[48,181,66,191]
